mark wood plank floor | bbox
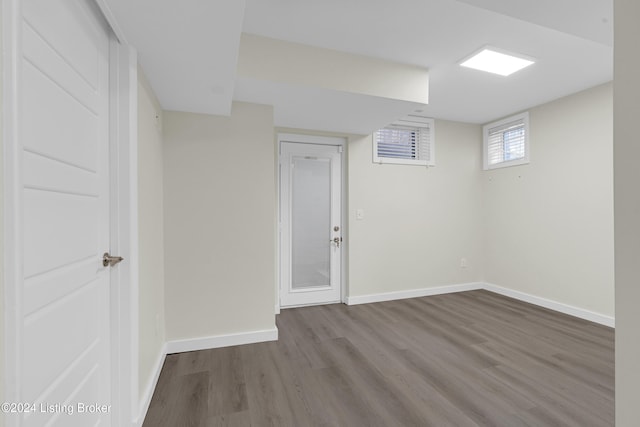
[143,290,614,427]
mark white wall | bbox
[163,102,276,341]
[137,70,166,401]
[348,120,484,297]
[614,1,640,424]
[0,2,4,424]
[483,83,614,317]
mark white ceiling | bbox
[241,0,613,125]
[456,0,612,46]
[102,0,613,132]
[99,0,245,116]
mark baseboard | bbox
[134,328,278,425]
[165,327,279,354]
[135,342,167,427]
[345,282,484,305]
[483,283,615,328]
[344,282,614,328]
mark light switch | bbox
[356,209,365,220]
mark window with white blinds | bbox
[373,118,434,166]
[483,112,529,170]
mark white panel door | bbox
[19,0,112,425]
[280,139,343,307]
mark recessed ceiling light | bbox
[460,47,534,76]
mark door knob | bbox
[103,252,124,267]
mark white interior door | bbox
[280,139,343,307]
[19,0,113,425]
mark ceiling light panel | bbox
[460,48,535,76]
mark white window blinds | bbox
[374,117,434,166]
[483,112,529,170]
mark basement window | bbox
[373,117,435,166]
[483,112,529,170]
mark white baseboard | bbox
[343,282,614,328]
[134,327,278,425]
[165,327,279,354]
[483,283,615,328]
[345,282,484,305]
[135,342,167,427]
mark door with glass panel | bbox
[280,138,343,307]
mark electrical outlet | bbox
[460,258,468,269]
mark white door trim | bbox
[3,0,24,415]
[1,1,139,425]
[276,133,348,312]
[109,39,140,427]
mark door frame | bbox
[276,133,348,313]
[1,0,140,425]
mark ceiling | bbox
[102,0,613,133]
[98,0,245,116]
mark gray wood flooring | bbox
[143,290,614,426]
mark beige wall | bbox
[614,0,640,424]
[163,102,276,340]
[483,83,614,317]
[238,34,429,104]
[137,70,166,401]
[348,120,484,296]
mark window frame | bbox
[483,112,530,170]
[373,118,435,166]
